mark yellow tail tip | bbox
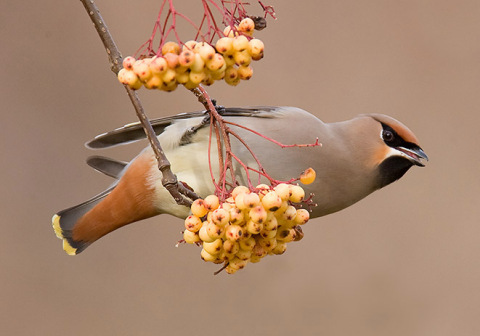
[62,239,78,255]
[52,214,78,255]
[52,214,63,239]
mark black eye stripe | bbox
[380,123,419,150]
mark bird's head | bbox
[363,114,428,188]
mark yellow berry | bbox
[274,184,291,201]
[239,236,256,251]
[197,42,216,61]
[117,68,131,84]
[246,219,263,234]
[183,40,197,51]
[223,239,240,255]
[190,198,208,217]
[242,192,260,208]
[261,191,282,212]
[248,39,264,58]
[236,248,252,261]
[206,222,225,240]
[237,65,253,80]
[203,239,223,255]
[232,35,249,52]
[149,56,168,74]
[183,229,200,244]
[133,60,152,82]
[190,53,205,73]
[294,209,310,225]
[249,205,267,224]
[199,224,215,243]
[224,54,236,67]
[228,257,248,270]
[228,207,245,225]
[189,71,206,85]
[263,215,278,231]
[200,248,217,262]
[206,53,226,71]
[211,208,230,227]
[271,241,287,255]
[234,50,252,66]
[289,185,305,203]
[144,75,162,89]
[258,237,277,252]
[183,80,199,90]
[159,69,175,86]
[225,224,244,241]
[273,201,289,216]
[260,228,277,239]
[210,66,226,80]
[223,26,237,38]
[276,227,296,242]
[215,37,234,54]
[176,70,190,84]
[232,186,250,199]
[122,56,136,70]
[283,205,297,221]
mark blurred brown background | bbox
[1,0,479,335]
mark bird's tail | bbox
[52,188,113,255]
[52,152,161,255]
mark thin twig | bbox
[79,0,197,206]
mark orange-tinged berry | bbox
[164,53,179,69]
[162,41,181,55]
[178,50,195,67]
[237,65,253,80]
[184,215,203,233]
[203,195,220,211]
[300,167,316,185]
[238,17,255,35]
[190,198,208,217]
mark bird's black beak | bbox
[397,147,429,167]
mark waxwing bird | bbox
[52,106,428,255]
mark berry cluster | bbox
[182,183,311,274]
[117,18,264,91]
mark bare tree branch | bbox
[79,0,197,206]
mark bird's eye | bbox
[382,130,395,142]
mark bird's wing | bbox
[86,106,280,149]
[86,156,128,179]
